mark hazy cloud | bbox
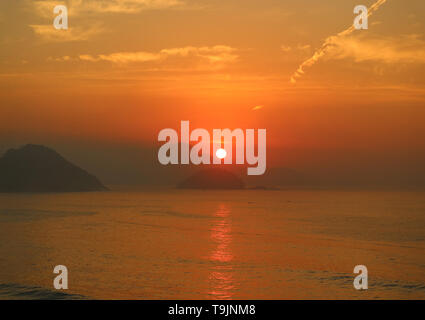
[326,34,425,64]
[31,0,183,16]
[64,46,239,64]
[281,44,311,53]
[29,24,103,42]
[29,0,184,42]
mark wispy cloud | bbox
[281,44,310,53]
[53,45,238,64]
[290,0,388,83]
[326,34,425,64]
[31,0,183,16]
[252,105,264,111]
[29,0,184,42]
[79,51,161,63]
[29,24,103,42]
[160,46,239,63]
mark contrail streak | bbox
[290,0,388,83]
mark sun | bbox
[216,148,227,159]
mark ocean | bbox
[0,190,424,299]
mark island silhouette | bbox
[0,144,107,192]
[177,168,245,189]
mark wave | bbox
[0,283,87,300]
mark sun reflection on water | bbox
[208,204,236,299]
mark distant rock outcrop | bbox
[177,168,245,189]
[0,144,108,192]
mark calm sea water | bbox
[0,190,424,299]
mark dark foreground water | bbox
[0,190,424,299]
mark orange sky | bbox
[0,0,425,185]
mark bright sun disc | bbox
[216,148,227,159]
